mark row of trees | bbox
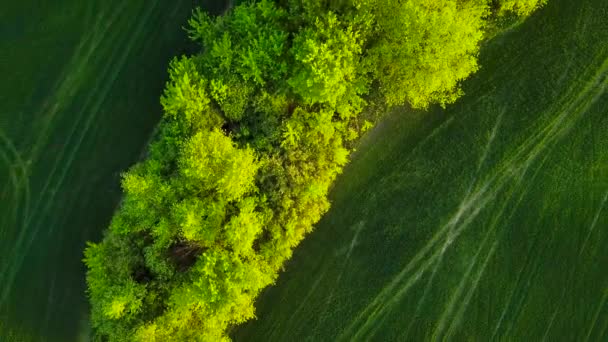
[84,0,546,340]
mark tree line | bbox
[84,0,546,340]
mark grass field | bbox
[0,1,227,340]
[234,0,608,340]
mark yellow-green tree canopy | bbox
[364,0,489,108]
[84,0,547,340]
[496,0,548,16]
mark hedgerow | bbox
[84,0,546,340]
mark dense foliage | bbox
[84,0,546,340]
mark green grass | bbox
[233,0,608,340]
[0,1,228,340]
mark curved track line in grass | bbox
[0,139,21,231]
[318,221,364,320]
[498,245,545,338]
[38,0,162,238]
[431,231,497,340]
[444,240,498,340]
[273,222,365,341]
[490,237,540,339]
[31,0,159,249]
[0,130,30,198]
[0,130,31,283]
[23,0,129,231]
[401,239,446,339]
[40,275,57,336]
[477,109,504,172]
[491,156,568,339]
[541,305,560,341]
[270,266,330,341]
[579,189,608,256]
[19,1,133,234]
[24,2,106,163]
[595,289,608,341]
[406,116,455,161]
[538,257,578,342]
[583,286,608,342]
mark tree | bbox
[288,12,367,111]
[495,0,548,16]
[361,0,490,108]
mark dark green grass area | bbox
[0,1,226,340]
[234,0,608,340]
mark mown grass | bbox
[233,0,608,340]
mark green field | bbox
[234,0,608,340]
[0,1,226,340]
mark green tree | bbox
[362,0,490,108]
[288,12,367,111]
[495,0,547,16]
